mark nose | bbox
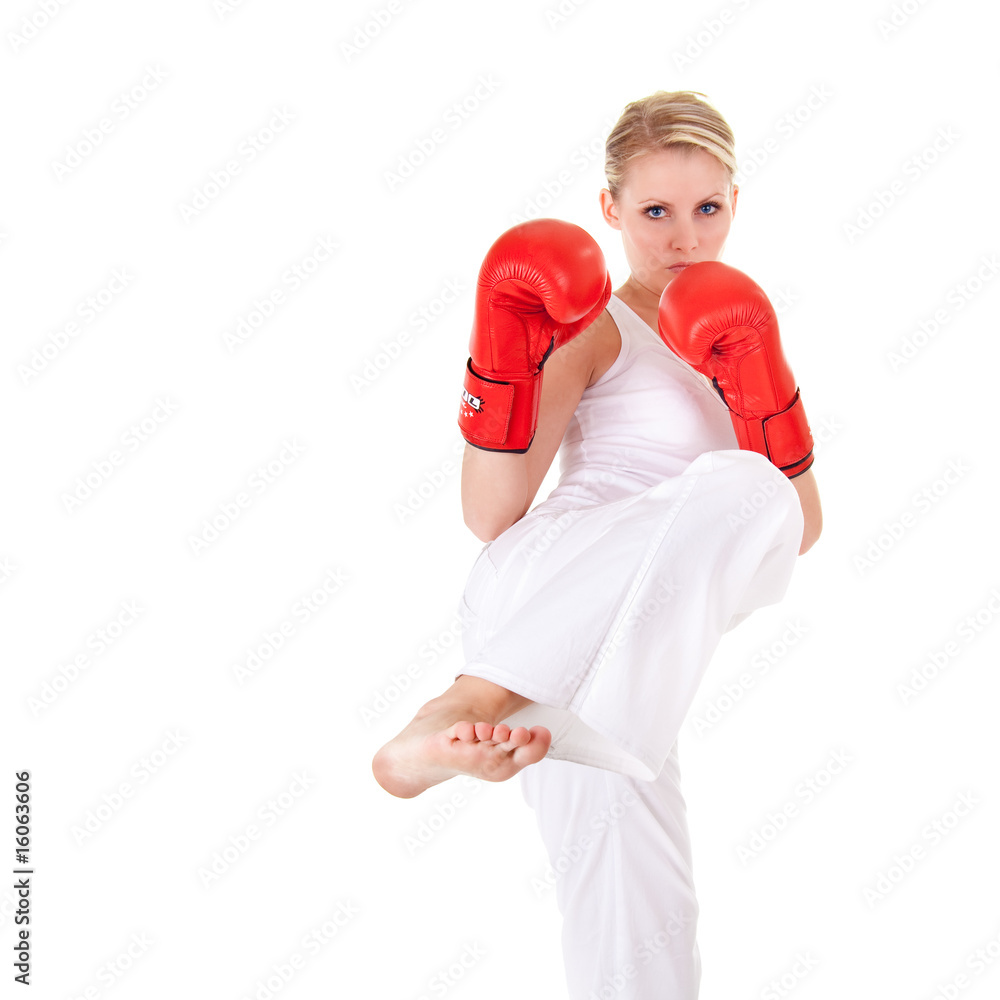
[671,221,697,253]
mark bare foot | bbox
[372,696,551,799]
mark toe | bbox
[492,723,511,742]
[507,726,531,746]
[451,721,477,742]
[528,726,553,754]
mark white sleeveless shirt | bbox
[539,293,738,510]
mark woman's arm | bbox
[461,316,615,542]
[791,467,822,555]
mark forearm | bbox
[790,467,822,555]
[459,319,602,542]
[461,446,531,542]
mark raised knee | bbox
[714,451,802,538]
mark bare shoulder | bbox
[547,307,621,388]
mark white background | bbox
[3,0,999,997]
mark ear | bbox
[730,184,739,217]
[599,188,621,230]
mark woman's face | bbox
[600,146,738,297]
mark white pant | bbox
[520,747,700,999]
[458,450,803,998]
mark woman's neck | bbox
[614,276,661,330]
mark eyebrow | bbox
[638,193,727,205]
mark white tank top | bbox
[539,293,738,509]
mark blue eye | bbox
[644,202,722,219]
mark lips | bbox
[668,262,694,272]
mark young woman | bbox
[373,90,822,999]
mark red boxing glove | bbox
[657,261,814,478]
[458,219,611,452]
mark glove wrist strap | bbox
[732,389,815,478]
[458,359,541,453]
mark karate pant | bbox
[520,747,700,999]
[458,450,803,999]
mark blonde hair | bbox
[604,90,737,199]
